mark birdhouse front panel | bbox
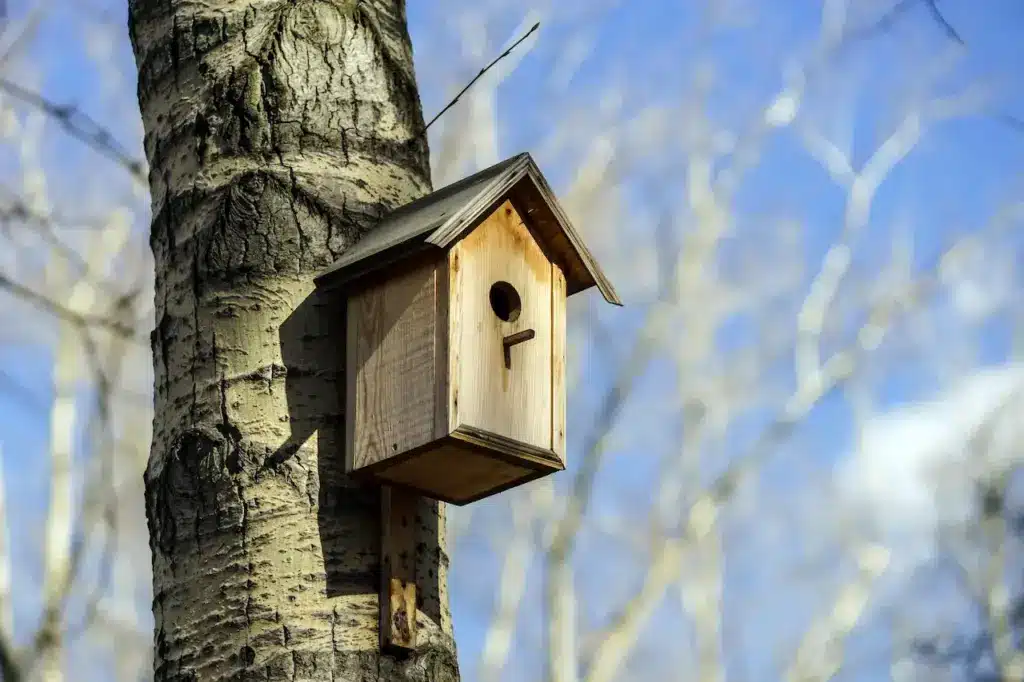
[448,200,554,451]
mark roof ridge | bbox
[314,152,620,306]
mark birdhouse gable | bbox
[446,199,555,451]
[315,153,621,306]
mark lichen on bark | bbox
[127,1,457,679]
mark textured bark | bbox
[127,1,458,680]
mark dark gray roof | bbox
[315,153,620,306]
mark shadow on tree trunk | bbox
[276,287,443,628]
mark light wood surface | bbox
[380,486,418,653]
[376,443,532,505]
[551,263,567,461]
[448,200,553,450]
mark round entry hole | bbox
[489,281,522,322]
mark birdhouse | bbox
[315,153,621,505]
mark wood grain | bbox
[448,200,553,450]
[447,243,462,433]
[433,256,450,440]
[376,442,534,505]
[380,486,418,653]
[551,263,567,462]
[449,425,563,469]
[347,259,440,471]
[509,166,622,305]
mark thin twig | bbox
[0,8,43,68]
[838,0,963,49]
[835,2,1024,140]
[419,22,540,137]
[0,271,141,340]
[0,201,120,297]
[1,20,539,176]
[922,0,965,44]
[0,78,146,183]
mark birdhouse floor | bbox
[353,426,564,505]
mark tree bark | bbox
[127,1,457,679]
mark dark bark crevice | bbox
[150,180,399,291]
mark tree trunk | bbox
[127,1,457,680]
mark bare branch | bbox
[584,539,684,682]
[681,500,726,682]
[582,390,719,682]
[0,194,128,299]
[0,7,43,68]
[0,272,142,341]
[420,22,540,136]
[480,490,543,680]
[838,0,964,49]
[784,543,891,682]
[0,444,12,636]
[0,78,146,182]
[922,0,965,44]
[796,110,924,383]
[548,561,579,682]
[37,327,79,682]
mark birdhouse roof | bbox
[314,153,621,305]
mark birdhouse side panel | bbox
[448,200,553,451]
[551,263,567,462]
[346,258,444,472]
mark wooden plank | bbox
[347,259,439,472]
[345,300,358,473]
[551,263,567,463]
[450,425,564,470]
[449,200,553,451]
[433,258,450,439]
[377,442,534,505]
[447,243,462,433]
[380,486,418,653]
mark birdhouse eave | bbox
[314,154,622,306]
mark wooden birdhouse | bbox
[315,153,621,505]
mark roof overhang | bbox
[315,153,622,306]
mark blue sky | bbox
[0,0,1021,680]
[406,2,1023,680]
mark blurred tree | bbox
[910,402,1024,682]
